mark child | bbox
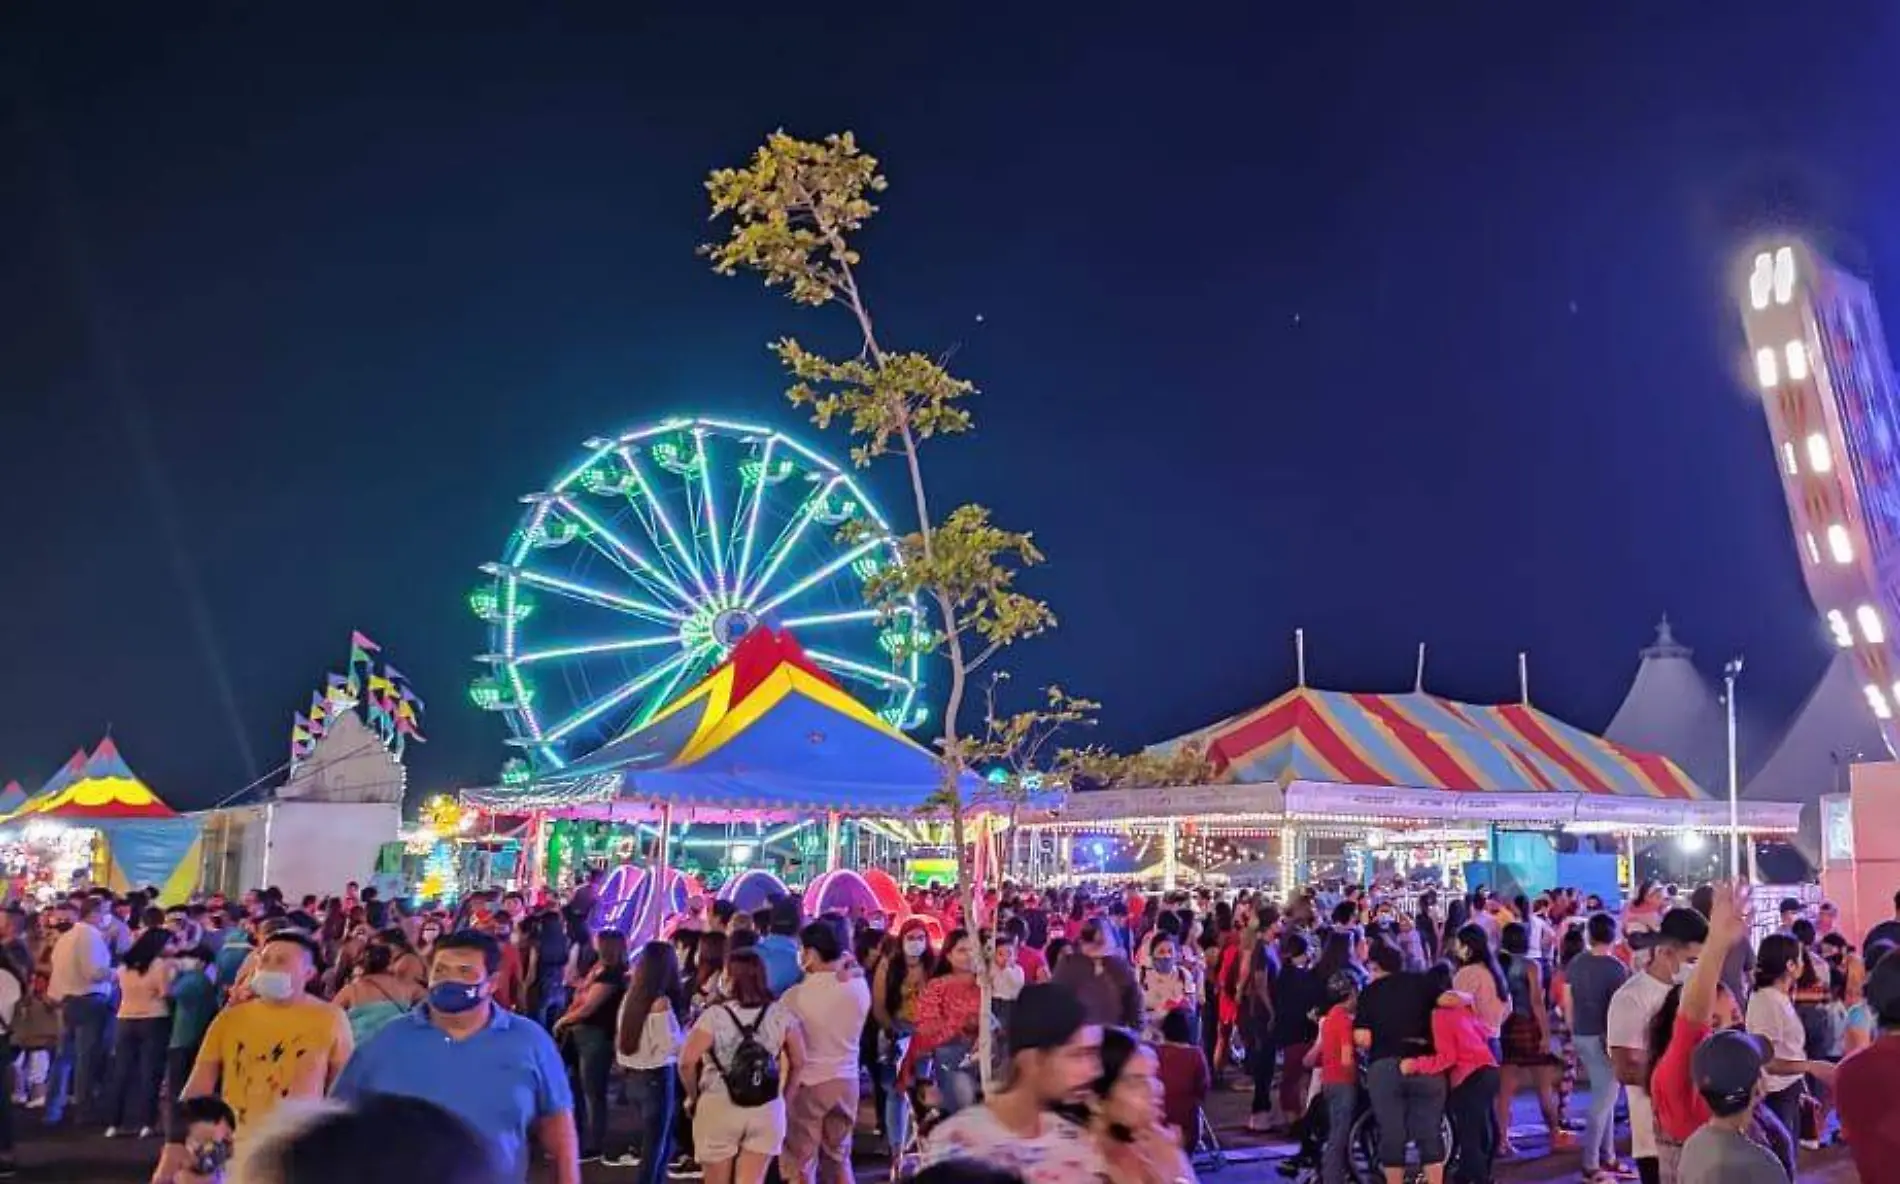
[1141,936,1199,1042]
[1156,1008,1211,1151]
[1306,970,1361,1184]
[1402,964,1501,1184]
[171,1095,236,1184]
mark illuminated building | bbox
[1737,240,1900,755]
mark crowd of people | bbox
[2,868,1899,1184]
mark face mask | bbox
[428,980,488,1014]
[1154,957,1176,974]
[903,938,927,958]
[421,928,441,943]
[252,971,298,1002]
[1674,958,1699,985]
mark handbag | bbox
[11,992,58,1051]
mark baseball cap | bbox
[1629,907,1708,951]
[1866,953,1900,1025]
[1778,897,1803,915]
[1691,1028,1771,1115]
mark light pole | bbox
[1725,656,1745,879]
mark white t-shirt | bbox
[779,969,870,1084]
[1607,968,1674,1055]
[693,1002,793,1100]
[1746,985,1807,1094]
[0,966,22,1030]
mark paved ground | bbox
[10,1084,1861,1182]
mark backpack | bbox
[706,1003,780,1107]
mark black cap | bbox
[1779,897,1803,915]
[1691,1029,1770,1115]
[1007,982,1088,1053]
[1629,907,1708,951]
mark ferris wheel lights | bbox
[528,520,584,549]
[740,457,796,486]
[489,418,923,772]
[651,436,705,477]
[468,584,536,623]
[1858,604,1886,645]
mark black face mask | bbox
[54,922,74,932]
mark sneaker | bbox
[104,1126,119,1139]
[603,1153,641,1168]
[671,1160,705,1179]
[138,1126,155,1138]
[23,1096,44,1111]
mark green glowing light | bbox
[809,492,859,525]
[581,464,636,496]
[651,437,703,476]
[469,675,535,711]
[851,554,884,582]
[740,457,795,487]
[877,625,933,657]
[469,585,536,622]
[499,758,532,787]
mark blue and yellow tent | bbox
[557,626,972,814]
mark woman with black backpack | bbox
[679,948,807,1184]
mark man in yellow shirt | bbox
[182,930,351,1129]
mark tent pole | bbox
[825,811,842,871]
[1163,820,1179,892]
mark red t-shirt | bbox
[1317,1003,1359,1087]
[1015,945,1049,985]
[1837,1034,1900,1178]
[1156,1042,1210,1138]
[1651,1013,1709,1143]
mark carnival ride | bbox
[1737,240,1900,751]
[471,416,926,778]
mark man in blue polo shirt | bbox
[334,929,579,1184]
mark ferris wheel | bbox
[471,416,927,775]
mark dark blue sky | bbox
[4,3,1898,807]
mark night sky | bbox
[4,4,1899,809]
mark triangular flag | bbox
[368,673,394,698]
[382,664,409,686]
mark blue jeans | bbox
[1321,1082,1356,1184]
[1574,1035,1620,1170]
[46,995,111,1124]
[625,1066,676,1184]
[569,1027,614,1157]
[931,1039,978,1116]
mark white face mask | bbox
[903,938,927,959]
[1674,958,1699,985]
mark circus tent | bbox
[479,625,975,816]
[1,738,200,900]
[1178,684,1707,799]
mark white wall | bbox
[261,801,400,900]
